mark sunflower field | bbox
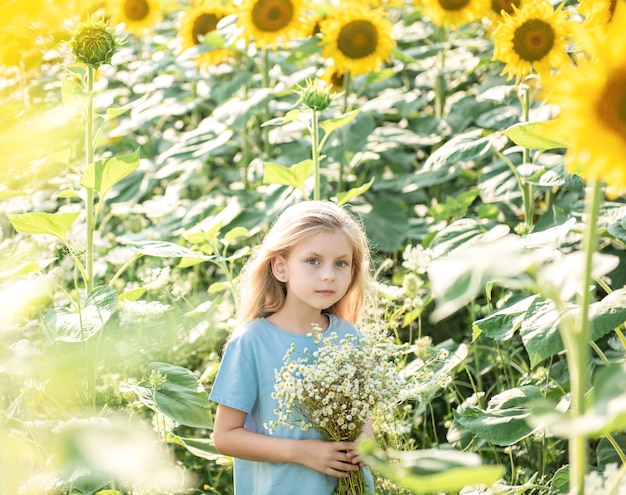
[2,0,626,494]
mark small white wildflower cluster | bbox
[401,337,456,403]
[265,324,408,442]
[402,244,432,274]
[585,463,626,494]
[119,299,170,324]
[140,265,171,291]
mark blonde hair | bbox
[237,201,372,324]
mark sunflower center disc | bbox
[598,66,626,140]
[513,19,554,62]
[338,20,378,59]
[439,0,471,12]
[252,0,294,32]
[193,13,220,44]
[124,0,149,21]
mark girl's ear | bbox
[271,256,288,282]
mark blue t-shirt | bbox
[209,314,375,495]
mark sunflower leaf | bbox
[503,121,569,150]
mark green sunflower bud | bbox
[69,19,119,69]
[296,78,333,112]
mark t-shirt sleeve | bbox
[209,335,258,414]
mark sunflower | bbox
[577,0,616,27]
[180,0,235,66]
[320,64,346,92]
[546,0,626,196]
[108,0,161,36]
[319,5,396,77]
[491,0,572,83]
[485,0,526,25]
[570,0,616,56]
[420,0,491,28]
[236,0,314,50]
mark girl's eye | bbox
[336,260,350,267]
[306,258,320,265]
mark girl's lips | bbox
[316,289,335,296]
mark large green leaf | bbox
[428,233,541,322]
[503,121,568,150]
[427,218,510,258]
[520,288,626,367]
[359,439,504,494]
[362,199,409,253]
[336,177,374,206]
[104,92,151,120]
[147,362,213,428]
[7,211,80,241]
[320,109,359,136]
[428,220,582,323]
[454,386,543,446]
[422,129,493,171]
[80,148,140,196]
[472,295,539,342]
[131,240,209,259]
[43,285,118,342]
[519,297,571,368]
[169,435,223,461]
[263,159,314,198]
[528,365,626,437]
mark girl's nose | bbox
[321,267,335,281]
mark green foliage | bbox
[2,1,626,494]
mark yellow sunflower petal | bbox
[491,0,572,83]
[421,0,491,28]
[546,0,626,194]
[319,5,396,77]
[180,0,235,67]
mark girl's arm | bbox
[213,404,360,478]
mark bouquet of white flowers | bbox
[265,324,409,495]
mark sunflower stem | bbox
[434,26,448,119]
[312,108,321,201]
[261,49,271,158]
[342,70,351,114]
[568,179,602,495]
[339,71,352,195]
[85,66,95,295]
[84,65,97,412]
[518,81,535,229]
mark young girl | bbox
[209,200,376,494]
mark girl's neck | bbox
[265,309,330,335]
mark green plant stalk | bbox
[262,49,271,158]
[341,71,351,115]
[84,66,98,411]
[519,82,535,229]
[312,108,321,200]
[569,180,603,495]
[85,66,95,294]
[604,433,626,464]
[338,71,352,196]
[434,26,448,119]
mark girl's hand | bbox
[297,439,360,478]
[345,447,367,467]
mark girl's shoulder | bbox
[228,318,268,341]
[326,313,359,335]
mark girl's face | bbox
[277,230,354,314]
